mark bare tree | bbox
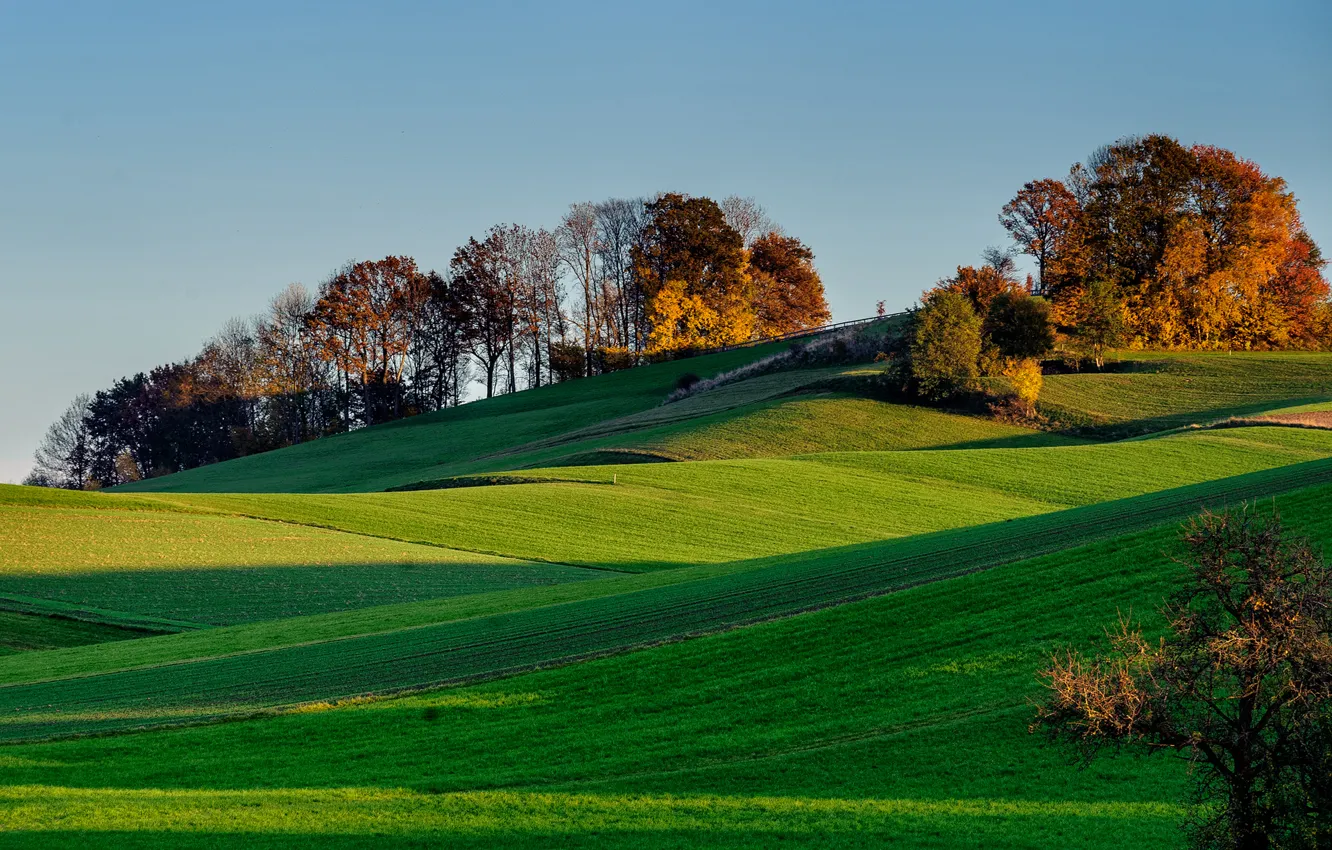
[26,394,93,489]
[558,202,602,376]
[980,245,1021,283]
[1036,509,1332,849]
[257,283,326,442]
[511,226,563,388]
[596,198,646,350]
[196,316,264,432]
[720,195,778,248]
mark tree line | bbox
[902,136,1329,414]
[998,134,1328,350]
[25,193,831,489]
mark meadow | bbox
[2,458,1329,742]
[0,486,597,625]
[3,480,1331,847]
[4,346,1332,847]
[143,427,1332,569]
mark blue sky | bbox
[1,0,1328,481]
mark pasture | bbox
[3,348,1332,848]
[0,486,598,625]
[3,478,1331,846]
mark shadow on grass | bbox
[0,560,607,627]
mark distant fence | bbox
[693,311,910,357]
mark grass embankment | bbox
[1039,350,1332,434]
[150,427,1332,569]
[4,482,1332,847]
[2,456,1330,743]
[0,613,144,656]
[115,342,795,494]
[0,486,599,626]
[115,350,1332,495]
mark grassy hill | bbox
[116,342,796,494]
[138,427,1332,569]
[3,455,1331,743]
[5,346,1332,848]
[0,485,598,625]
[116,348,1332,495]
[1037,350,1332,434]
[2,479,1331,847]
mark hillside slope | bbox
[116,342,794,494]
[4,479,1331,847]
[4,457,1331,742]
[0,486,597,625]
[142,427,1332,569]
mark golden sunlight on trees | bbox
[632,193,754,352]
[749,232,832,338]
[1003,135,1329,351]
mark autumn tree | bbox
[1012,136,1329,350]
[305,256,430,423]
[910,290,982,399]
[930,262,1024,316]
[1035,508,1332,850]
[632,193,753,352]
[1001,357,1042,416]
[999,178,1082,294]
[748,232,831,337]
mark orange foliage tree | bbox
[305,256,430,423]
[928,263,1026,315]
[748,232,831,337]
[999,178,1083,295]
[1003,137,1329,350]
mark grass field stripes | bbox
[0,596,209,634]
[2,457,1330,742]
[0,612,148,656]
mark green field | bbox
[139,427,1332,568]
[3,347,1332,847]
[0,487,599,625]
[4,481,1331,847]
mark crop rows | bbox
[3,457,1331,742]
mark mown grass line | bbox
[3,457,1330,743]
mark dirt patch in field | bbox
[1221,411,1332,430]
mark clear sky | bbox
[1,0,1328,482]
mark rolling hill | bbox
[3,344,1332,848]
